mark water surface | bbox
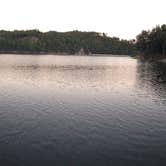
[0,55,166,166]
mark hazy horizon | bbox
[0,26,164,40]
[0,0,165,39]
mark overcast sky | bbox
[0,0,165,39]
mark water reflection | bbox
[136,60,166,104]
[0,55,137,94]
[0,55,166,166]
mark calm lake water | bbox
[0,55,166,166]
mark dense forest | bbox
[0,30,136,55]
[0,25,165,57]
[136,24,166,57]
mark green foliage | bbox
[0,30,136,55]
[136,24,166,56]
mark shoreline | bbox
[134,54,166,62]
[158,58,166,63]
[0,51,130,57]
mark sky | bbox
[0,0,165,39]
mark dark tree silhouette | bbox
[136,24,166,57]
[0,30,136,55]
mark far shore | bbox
[159,58,166,63]
[134,54,166,62]
[0,51,130,57]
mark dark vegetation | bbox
[0,30,136,55]
[0,25,165,57]
[136,24,166,58]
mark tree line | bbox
[0,25,165,57]
[136,24,166,57]
[0,30,136,55]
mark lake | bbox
[0,55,166,166]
